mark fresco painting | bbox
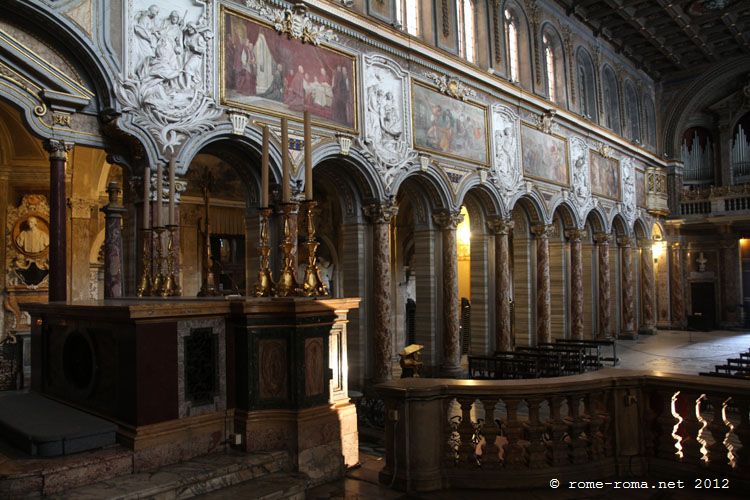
[412,82,488,165]
[590,150,621,200]
[520,125,568,186]
[636,169,646,207]
[222,9,356,130]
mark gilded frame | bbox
[219,5,359,133]
[410,79,490,166]
[519,123,570,187]
[589,149,621,201]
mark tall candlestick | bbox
[143,164,151,229]
[304,111,313,201]
[168,157,176,226]
[281,118,290,203]
[261,125,269,208]
[156,161,163,227]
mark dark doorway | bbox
[690,282,715,330]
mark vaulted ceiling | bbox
[554,0,750,80]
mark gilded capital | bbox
[487,216,514,235]
[565,228,586,242]
[593,232,613,244]
[618,236,634,247]
[531,224,553,239]
[364,202,398,224]
[43,139,73,161]
[432,210,463,229]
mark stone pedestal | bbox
[434,211,464,377]
[595,233,612,338]
[532,225,552,345]
[566,229,585,340]
[488,218,513,352]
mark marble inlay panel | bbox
[177,317,226,418]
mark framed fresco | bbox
[220,6,357,132]
[411,81,489,165]
[590,150,620,200]
[520,124,569,186]
[636,169,646,207]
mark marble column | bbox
[101,182,126,298]
[566,229,585,340]
[532,224,552,345]
[434,210,464,377]
[44,140,71,302]
[619,236,636,339]
[638,239,657,335]
[594,232,612,338]
[488,217,514,353]
[364,202,398,384]
[670,242,686,329]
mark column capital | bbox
[564,228,586,242]
[363,202,398,224]
[617,236,634,248]
[531,223,553,239]
[593,232,613,245]
[486,216,514,235]
[637,238,653,248]
[43,139,73,160]
[432,210,463,229]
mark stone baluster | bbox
[586,392,605,460]
[639,239,657,335]
[526,398,547,468]
[594,233,612,338]
[655,389,679,460]
[457,398,476,467]
[670,242,686,329]
[364,202,398,384]
[433,210,464,377]
[44,139,72,302]
[487,217,514,352]
[732,398,750,472]
[704,395,730,470]
[619,236,636,339]
[676,391,702,463]
[567,394,587,464]
[480,398,500,468]
[566,229,585,340]
[548,396,569,467]
[101,182,126,298]
[504,399,526,469]
[532,225,553,344]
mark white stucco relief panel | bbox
[490,104,522,201]
[621,156,636,223]
[569,136,593,220]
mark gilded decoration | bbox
[6,195,50,287]
[426,73,476,101]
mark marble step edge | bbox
[54,450,295,500]
[191,472,310,500]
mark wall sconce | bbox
[336,132,352,156]
[419,153,431,172]
[652,239,666,263]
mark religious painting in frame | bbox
[220,6,357,132]
[589,150,621,200]
[519,124,569,186]
[636,168,646,207]
[411,81,489,165]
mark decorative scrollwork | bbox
[426,73,476,101]
[246,0,337,46]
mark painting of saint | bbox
[636,169,646,207]
[520,125,569,186]
[412,82,488,165]
[590,150,621,200]
[222,8,356,130]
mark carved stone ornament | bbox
[358,54,416,190]
[5,195,51,290]
[490,104,522,195]
[569,137,591,205]
[537,109,557,134]
[621,156,636,220]
[245,0,337,46]
[118,0,222,154]
[597,142,613,159]
[229,111,250,135]
[426,73,476,101]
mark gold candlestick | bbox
[137,228,153,297]
[151,227,165,296]
[161,224,180,297]
[254,207,276,296]
[301,200,329,297]
[276,202,300,297]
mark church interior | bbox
[0,0,749,497]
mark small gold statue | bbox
[398,344,424,378]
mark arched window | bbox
[732,112,750,180]
[601,65,621,135]
[505,9,519,82]
[405,0,419,36]
[623,81,640,143]
[458,0,476,63]
[643,96,656,148]
[681,127,714,185]
[576,48,597,121]
[541,25,566,105]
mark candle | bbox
[261,125,269,208]
[156,161,163,227]
[168,157,176,226]
[304,111,313,201]
[143,164,150,230]
[281,117,290,203]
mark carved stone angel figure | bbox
[569,137,591,201]
[491,105,521,193]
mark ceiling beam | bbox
[721,12,750,54]
[655,0,719,63]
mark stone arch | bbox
[508,191,547,225]
[312,142,385,205]
[549,198,581,230]
[633,217,651,241]
[575,46,598,122]
[583,205,608,234]
[501,0,534,90]
[610,213,630,238]
[394,171,452,222]
[539,22,568,107]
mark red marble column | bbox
[434,210,464,377]
[488,217,514,352]
[364,202,398,384]
[619,236,636,339]
[566,229,585,340]
[670,242,686,329]
[594,232,612,338]
[44,140,71,302]
[639,239,657,335]
[532,224,552,345]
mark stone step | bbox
[55,450,296,499]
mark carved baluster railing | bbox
[586,391,605,461]
[548,396,569,467]
[703,395,730,470]
[676,391,702,463]
[481,398,500,469]
[445,398,461,465]
[457,398,477,467]
[733,398,750,472]
[655,389,679,460]
[526,398,547,468]
[504,399,527,469]
[568,394,588,464]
